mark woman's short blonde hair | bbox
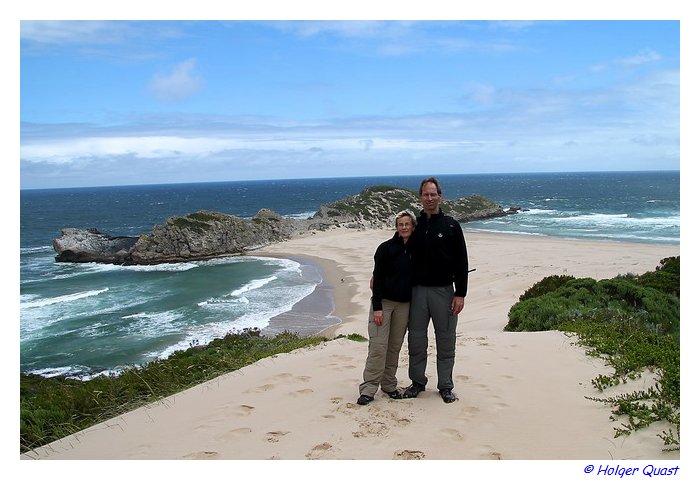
[394,209,417,228]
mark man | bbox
[403,177,469,403]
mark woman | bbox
[357,210,416,405]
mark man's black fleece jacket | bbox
[371,232,413,311]
[410,209,469,297]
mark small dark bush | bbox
[518,274,576,301]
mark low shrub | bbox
[505,257,680,450]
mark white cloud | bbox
[463,82,497,106]
[590,48,663,73]
[148,59,203,101]
[20,20,129,45]
[268,20,520,57]
[617,48,662,66]
[20,133,487,166]
[272,20,414,39]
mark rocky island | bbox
[52,186,520,265]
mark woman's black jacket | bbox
[371,232,412,312]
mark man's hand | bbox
[373,310,384,326]
[451,296,465,315]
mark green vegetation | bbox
[506,257,680,450]
[187,211,223,223]
[442,194,500,216]
[20,329,326,454]
[170,211,223,233]
[337,333,368,342]
[323,186,500,222]
[328,186,419,219]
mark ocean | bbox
[20,171,680,378]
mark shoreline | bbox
[261,254,344,338]
[256,241,364,339]
[24,227,681,461]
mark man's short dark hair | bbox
[419,177,442,196]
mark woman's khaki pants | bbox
[359,299,410,397]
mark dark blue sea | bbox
[20,171,680,378]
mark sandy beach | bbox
[21,228,681,468]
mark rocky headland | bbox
[52,186,521,265]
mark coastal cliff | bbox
[53,186,519,265]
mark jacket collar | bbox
[419,208,444,220]
[392,231,411,245]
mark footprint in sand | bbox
[331,364,355,372]
[456,405,480,421]
[393,449,426,460]
[248,383,275,393]
[470,336,490,346]
[134,443,152,456]
[270,373,312,383]
[183,451,220,459]
[305,442,334,459]
[214,427,253,441]
[352,408,412,438]
[324,354,357,372]
[266,430,290,443]
[478,447,503,460]
[352,418,387,438]
[233,404,255,416]
[331,354,354,362]
[473,382,490,392]
[232,427,252,435]
[289,388,314,397]
[440,428,464,441]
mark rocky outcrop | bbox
[54,209,318,265]
[52,228,138,264]
[313,186,513,226]
[53,186,520,265]
[128,209,303,264]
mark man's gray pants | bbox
[407,285,458,390]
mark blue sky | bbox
[19,17,681,189]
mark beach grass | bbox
[505,256,681,450]
[19,329,327,454]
